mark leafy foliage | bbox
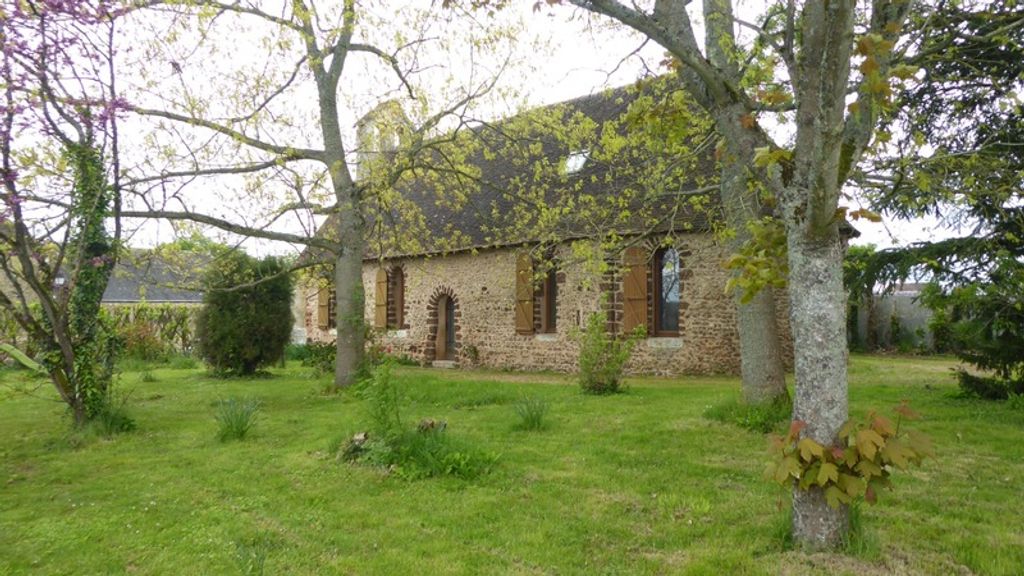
[300,341,337,378]
[196,252,293,375]
[723,217,788,303]
[919,277,1024,399]
[56,145,121,423]
[341,361,497,480]
[857,2,1024,391]
[214,398,260,442]
[766,403,931,508]
[108,304,199,358]
[575,312,641,395]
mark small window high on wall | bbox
[654,247,680,335]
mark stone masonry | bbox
[303,234,794,376]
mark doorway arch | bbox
[426,286,460,362]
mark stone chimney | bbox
[355,100,410,182]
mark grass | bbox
[214,397,261,442]
[703,395,791,433]
[0,354,1022,574]
[513,396,550,431]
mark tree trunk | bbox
[735,288,787,404]
[716,122,788,405]
[333,234,366,389]
[786,228,850,549]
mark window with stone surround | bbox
[538,264,558,334]
[653,247,680,336]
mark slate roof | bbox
[309,80,720,264]
[102,251,205,303]
[311,81,855,262]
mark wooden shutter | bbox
[622,247,648,333]
[317,285,331,329]
[515,253,534,334]
[374,268,387,329]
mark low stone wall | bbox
[304,235,794,376]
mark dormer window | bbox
[565,150,589,174]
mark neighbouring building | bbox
[300,82,806,376]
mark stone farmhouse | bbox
[301,83,802,376]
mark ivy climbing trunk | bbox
[46,144,119,427]
[785,229,850,547]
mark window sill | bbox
[645,336,682,349]
[534,333,558,342]
[387,329,409,338]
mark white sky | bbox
[112,0,934,255]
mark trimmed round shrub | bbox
[196,251,293,375]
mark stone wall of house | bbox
[303,234,795,376]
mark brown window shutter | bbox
[622,246,648,334]
[317,285,331,329]
[515,253,534,334]
[374,268,388,329]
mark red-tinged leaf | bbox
[894,401,920,420]
[906,430,934,459]
[788,420,807,439]
[881,437,911,469]
[871,414,896,437]
[831,446,845,460]
[865,484,877,504]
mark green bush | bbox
[704,396,791,433]
[301,341,336,377]
[341,361,496,479]
[957,370,1024,401]
[575,312,641,394]
[513,396,549,431]
[83,386,136,437]
[118,319,172,362]
[215,398,260,442]
[922,277,1024,400]
[285,343,311,362]
[196,251,293,375]
[1007,393,1024,412]
[108,303,199,355]
[167,355,198,370]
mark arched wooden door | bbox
[435,295,456,361]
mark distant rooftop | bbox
[102,251,205,304]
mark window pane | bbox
[659,248,680,332]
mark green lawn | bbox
[1,355,1021,575]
